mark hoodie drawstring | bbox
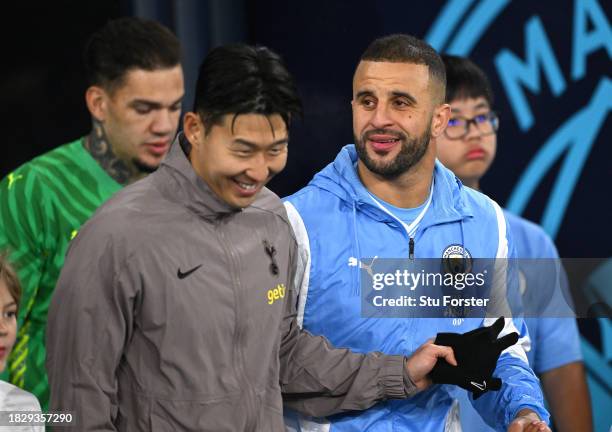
[351,202,362,297]
[460,220,466,254]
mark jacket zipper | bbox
[217,226,258,432]
[368,206,416,260]
[409,237,415,260]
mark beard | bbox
[355,119,432,180]
[133,157,160,174]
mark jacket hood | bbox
[159,133,281,219]
[309,144,473,227]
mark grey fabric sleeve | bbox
[278,237,409,417]
[46,226,138,431]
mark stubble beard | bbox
[355,119,432,180]
[132,156,160,174]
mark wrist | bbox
[402,357,419,397]
[514,408,541,422]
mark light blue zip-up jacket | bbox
[283,145,549,432]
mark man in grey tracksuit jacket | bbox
[46,133,418,430]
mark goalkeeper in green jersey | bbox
[0,17,184,409]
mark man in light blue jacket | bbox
[284,34,550,431]
[436,55,591,432]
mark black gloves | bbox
[429,317,519,399]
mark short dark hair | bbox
[442,55,494,106]
[0,253,21,315]
[192,44,303,132]
[84,17,181,91]
[360,34,446,102]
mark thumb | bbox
[506,421,523,432]
[495,332,519,352]
[487,377,502,391]
[434,344,457,366]
[488,316,506,338]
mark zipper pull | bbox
[409,237,415,260]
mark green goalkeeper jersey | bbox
[0,138,122,409]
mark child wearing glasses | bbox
[436,55,591,432]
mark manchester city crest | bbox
[442,244,473,275]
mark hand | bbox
[507,409,551,432]
[429,316,518,398]
[405,339,457,391]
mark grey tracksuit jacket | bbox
[46,135,410,431]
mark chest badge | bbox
[264,240,279,276]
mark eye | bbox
[4,310,16,319]
[170,103,182,112]
[133,105,152,115]
[360,97,376,109]
[393,99,410,108]
[268,147,283,156]
[233,147,253,158]
[448,118,462,127]
[474,114,489,124]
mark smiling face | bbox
[352,61,448,180]
[185,112,289,209]
[0,279,17,373]
[436,96,497,189]
[87,65,185,172]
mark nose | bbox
[245,153,270,183]
[151,109,176,135]
[370,104,394,129]
[464,119,481,141]
[0,318,8,335]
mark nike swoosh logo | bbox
[470,381,486,391]
[177,264,202,279]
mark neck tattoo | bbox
[84,120,144,185]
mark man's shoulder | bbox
[435,162,501,225]
[248,187,298,242]
[67,188,157,266]
[460,185,503,224]
[0,140,90,211]
[12,139,85,175]
[91,175,162,223]
[503,210,548,240]
[502,210,558,258]
[284,184,340,213]
[250,186,285,216]
[454,186,511,257]
[1,139,96,193]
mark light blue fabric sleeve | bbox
[471,213,550,430]
[505,211,584,373]
[472,320,550,430]
[527,318,583,373]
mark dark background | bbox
[1,0,609,258]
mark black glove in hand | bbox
[429,317,519,399]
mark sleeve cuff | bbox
[380,355,414,399]
[508,403,551,427]
[402,357,418,397]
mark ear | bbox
[431,103,451,138]
[183,112,205,149]
[85,86,108,122]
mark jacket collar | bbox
[159,133,240,218]
[311,144,473,227]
